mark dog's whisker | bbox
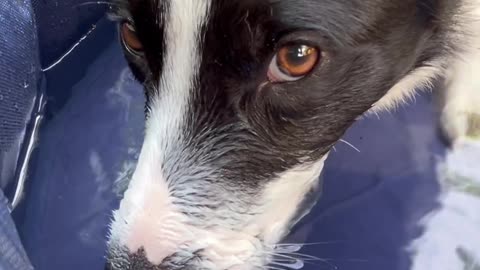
[273,241,345,247]
[300,254,368,263]
[271,244,302,253]
[265,251,299,262]
[339,139,361,153]
[265,252,308,269]
[74,1,117,8]
[264,249,340,270]
[271,241,345,256]
[288,252,337,263]
[266,266,288,270]
[270,260,304,270]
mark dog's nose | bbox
[105,249,162,270]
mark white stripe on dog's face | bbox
[109,0,211,264]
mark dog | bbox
[105,0,480,269]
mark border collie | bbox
[106,0,480,269]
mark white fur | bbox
[109,0,211,263]
[190,158,327,269]
[246,156,327,246]
[440,0,480,142]
[198,157,327,269]
[372,63,443,111]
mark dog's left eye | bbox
[268,44,319,83]
[120,22,143,54]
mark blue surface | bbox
[1,2,449,270]
[0,0,42,202]
[0,190,33,270]
[286,99,444,269]
[15,19,145,270]
[32,0,106,68]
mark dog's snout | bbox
[106,248,165,270]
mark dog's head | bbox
[106,0,455,269]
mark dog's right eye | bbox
[121,22,143,55]
[267,44,320,83]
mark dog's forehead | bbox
[125,0,429,52]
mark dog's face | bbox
[106,0,452,269]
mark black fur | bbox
[107,0,459,268]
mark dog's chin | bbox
[107,229,266,270]
[106,156,327,269]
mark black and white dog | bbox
[106,0,480,269]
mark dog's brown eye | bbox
[121,22,143,54]
[268,44,319,82]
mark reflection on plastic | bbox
[11,93,47,209]
[41,24,97,72]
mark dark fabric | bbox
[0,1,38,269]
[0,0,41,197]
[0,190,33,270]
[17,20,142,270]
[31,0,107,68]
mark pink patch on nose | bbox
[126,181,191,265]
